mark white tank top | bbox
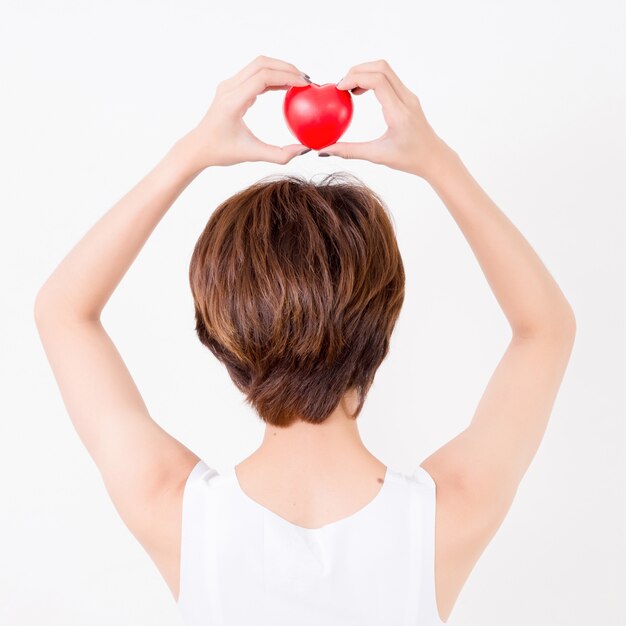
[177,460,445,626]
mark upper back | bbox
[177,460,446,626]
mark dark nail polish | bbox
[299,148,312,155]
[318,152,330,157]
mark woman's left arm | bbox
[34,57,310,594]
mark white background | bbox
[1,1,625,624]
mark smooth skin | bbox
[35,56,575,622]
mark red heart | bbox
[283,83,353,150]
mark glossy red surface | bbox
[283,83,353,150]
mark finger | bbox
[235,68,310,105]
[252,141,311,165]
[344,59,415,106]
[317,140,381,162]
[223,55,308,92]
[335,71,405,124]
[259,84,296,95]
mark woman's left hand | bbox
[181,56,312,169]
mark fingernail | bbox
[299,148,312,155]
[301,73,312,83]
[318,152,331,157]
[336,77,344,88]
[301,72,311,80]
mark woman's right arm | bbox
[324,59,576,530]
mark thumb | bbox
[254,141,311,165]
[318,141,374,161]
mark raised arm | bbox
[421,147,574,619]
[421,144,575,481]
[34,56,311,602]
[323,60,576,620]
[416,122,575,623]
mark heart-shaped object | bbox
[283,83,353,150]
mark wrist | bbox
[169,130,212,177]
[419,138,460,186]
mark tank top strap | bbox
[405,465,444,625]
[178,459,224,625]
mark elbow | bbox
[33,287,66,327]
[34,288,99,327]
[563,303,577,336]
[513,300,576,341]
[33,289,51,327]
[552,298,576,337]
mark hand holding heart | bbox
[182,56,448,178]
[317,60,448,178]
[183,56,312,168]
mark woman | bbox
[34,56,576,624]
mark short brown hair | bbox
[189,172,405,427]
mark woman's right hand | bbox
[320,60,452,179]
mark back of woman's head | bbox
[189,171,405,428]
